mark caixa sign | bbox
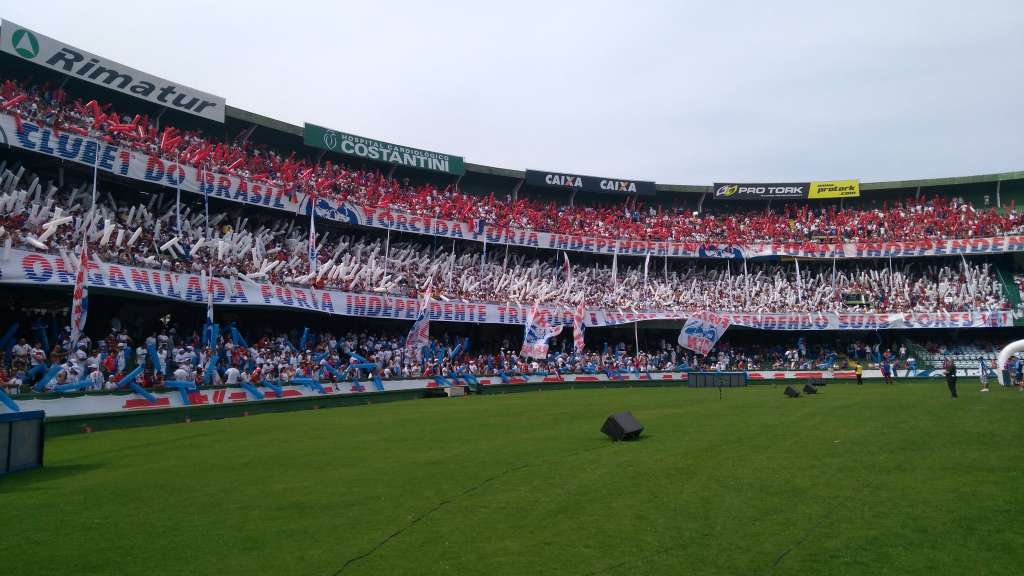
[525,169,656,196]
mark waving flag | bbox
[196,268,214,350]
[404,287,432,359]
[521,303,563,359]
[68,244,89,347]
[573,302,586,354]
[677,311,730,356]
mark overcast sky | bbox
[5,1,1022,184]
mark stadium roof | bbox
[225,105,1024,197]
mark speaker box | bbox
[803,383,818,395]
[601,411,644,441]
[1,410,45,476]
[784,385,801,398]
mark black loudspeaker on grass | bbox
[784,385,801,398]
[803,383,818,395]
[601,411,644,441]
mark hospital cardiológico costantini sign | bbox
[303,123,465,176]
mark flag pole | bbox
[742,255,749,308]
[481,237,487,277]
[204,168,213,332]
[447,239,456,290]
[90,137,99,220]
[383,228,391,279]
[795,257,803,303]
[204,175,211,239]
[634,320,640,356]
[69,137,101,349]
[175,150,182,236]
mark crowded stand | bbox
[0,317,930,394]
[0,321,674,393]
[1,68,1023,403]
[2,75,1024,247]
[0,176,1009,313]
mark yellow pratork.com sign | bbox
[808,179,860,199]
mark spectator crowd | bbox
[2,75,1024,247]
[1,315,923,395]
[0,175,1009,313]
[0,320,699,394]
[1,75,1018,396]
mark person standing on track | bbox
[943,355,958,398]
[881,357,893,385]
[905,356,917,377]
[854,362,863,385]
[979,357,990,392]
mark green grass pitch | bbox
[3,380,1023,575]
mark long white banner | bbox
[0,249,1013,330]
[4,113,1024,260]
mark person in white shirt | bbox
[175,347,192,368]
[173,366,190,382]
[11,339,30,372]
[224,366,241,385]
[156,346,168,374]
[112,343,128,372]
[88,368,105,390]
[72,346,88,374]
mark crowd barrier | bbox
[1,368,971,420]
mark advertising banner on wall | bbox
[525,169,657,196]
[712,181,808,200]
[4,366,976,418]
[713,179,860,200]
[303,123,465,175]
[808,179,860,199]
[0,20,225,122]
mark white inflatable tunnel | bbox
[996,340,1024,386]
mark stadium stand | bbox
[0,313,932,394]
[0,175,1010,312]
[2,75,1024,246]
[0,59,1022,399]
